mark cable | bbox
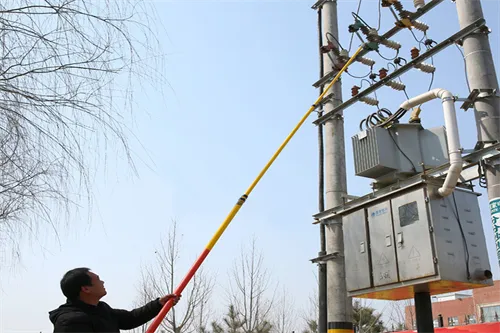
[376,0,382,31]
[389,62,409,98]
[455,44,471,92]
[377,48,400,61]
[388,129,417,172]
[347,67,372,79]
[326,32,344,50]
[410,29,427,50]
[348,0,363,53]
[478,162,487,188]
[358,107,407,131]
[359,108,392,130]
[451,192,471,280]
[352,12,373,30]
[358,107,416,172]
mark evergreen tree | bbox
[352,301,385,333]
[213,305,246,333]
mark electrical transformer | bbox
[351,123,449,186]
[342,181,493,300]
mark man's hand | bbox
[159,294,181,306]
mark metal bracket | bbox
[312,142,500,222]
[460,88,499,111]
[344,194,360,201]
[313,18,486,125]
[310,252,341,264]
[456,24,491,46]
[313,70,341,89]
[311,0,331,10]
[321,217,343,226]
[317,92,336,107]
[484,153,500,167]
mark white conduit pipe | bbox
[399,88,462,197]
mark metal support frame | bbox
[312,0,445,90]
[312,142,500,224]
[312,0,330,10]
[460,88,499,111]
[355,0,444,61]
[313,18,487,125]
[313,71,340,89]
[310,252,341,264]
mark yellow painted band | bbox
[206,203,244,250]
[328,329,353,333]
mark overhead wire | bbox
[326,32,344,50]
[388,62,410,99]
[376,0,382,31]
[352,12,373,30]
[348,0,363,53]
[360,78,380,103]
[455,43,471,92]
[377,48,400,61]
[347,65,372,79]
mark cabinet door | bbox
[344,209,371,291]
[368,201,399,286]
[391,189,436,281]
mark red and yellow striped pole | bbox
[145,46,364,333]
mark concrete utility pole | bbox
[455,0,500,265]
[321,1,353,333]
[317,5,328,333]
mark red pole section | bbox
[146,248,210,333]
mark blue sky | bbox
[1,0,500,332]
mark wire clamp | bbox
[460,88,499,111]
[310,252,342,264]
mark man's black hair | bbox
[60,267,92,300]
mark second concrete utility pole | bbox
[455,0,500,267]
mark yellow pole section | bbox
[206,46,364,251]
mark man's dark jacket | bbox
[49,298,163,332]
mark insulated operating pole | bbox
[455,0,500,266]
[144,47,364,333]
[321,1,353,333]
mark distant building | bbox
[405,280,500,329]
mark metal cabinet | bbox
[367,201,398,286]
[391,189,436,281]
[343,209,371,291]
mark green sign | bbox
[489,197,500,267]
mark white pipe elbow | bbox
[400,88,462,197]
[437,155,462,197]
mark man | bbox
[49,267,181,332]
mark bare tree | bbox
[136,220,215,333]
[387,299,414,331]
[0,0,165,256]
[226,237,276,333]
[272,286,296,333]
[300,273,318,333]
